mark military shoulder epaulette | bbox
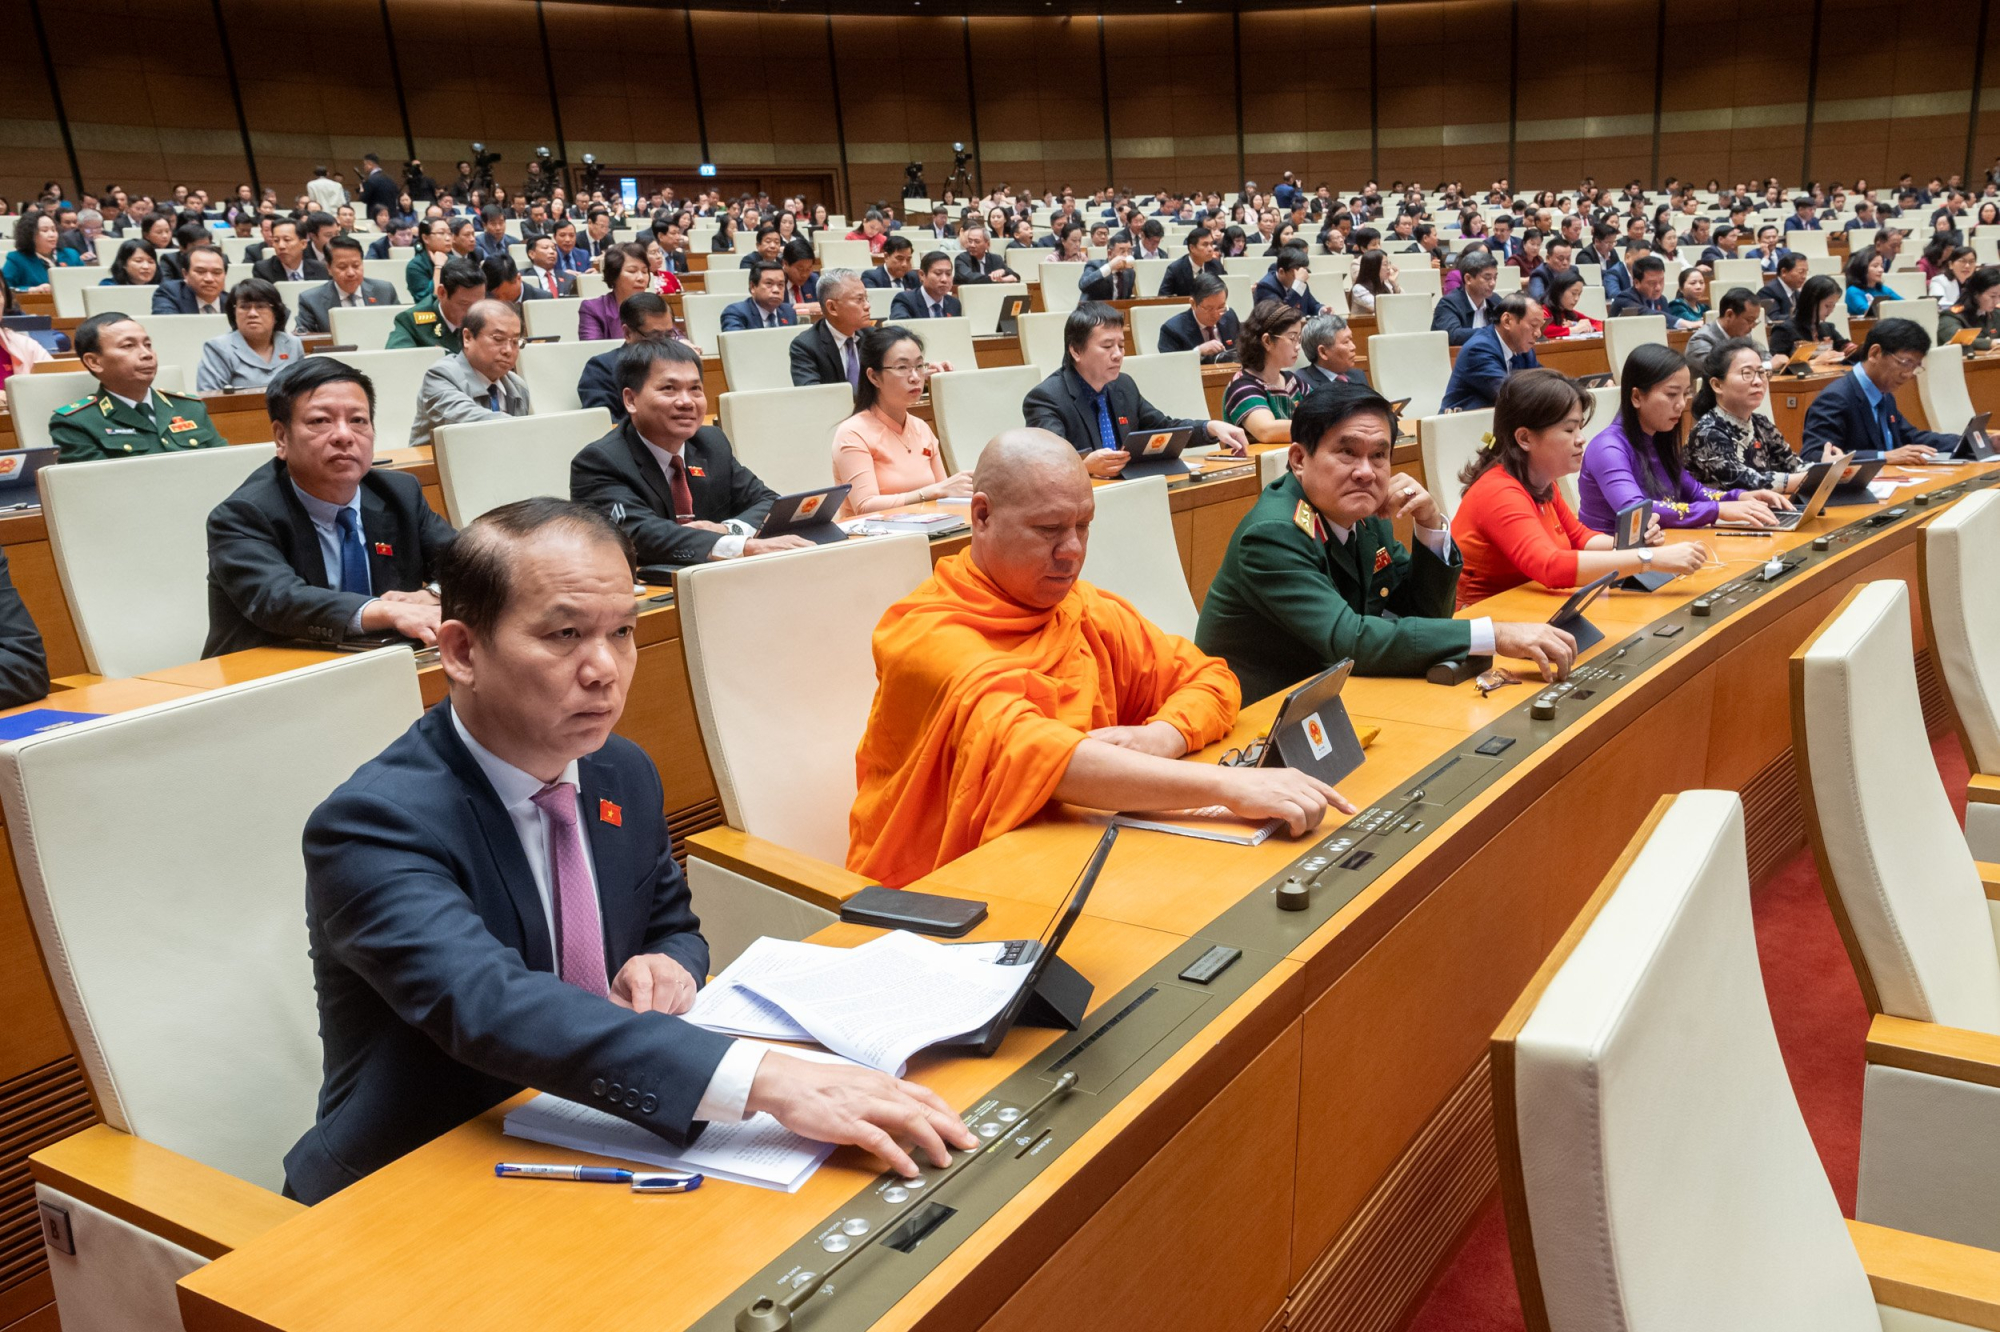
[54,397,94,417]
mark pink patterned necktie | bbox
[530,782,609,997]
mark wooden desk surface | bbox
[178,458,2000,1332]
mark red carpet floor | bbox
[1400,732,1975,1332]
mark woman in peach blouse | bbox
[832,325,974,518]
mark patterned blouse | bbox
[1223,368,1304,426]
[1688,406,1807,492]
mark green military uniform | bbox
[47,385,228,465]
[405,251,439,304]
[1194,469,1467,703]
[385,297,463,353]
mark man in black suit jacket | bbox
[151,244,229,315]
[285,495,972,1203]
[356,154,399,219]
[1022,302,1248,477]
[205,359,456,658]
[1077,238,1139,300]
[862,236,922,291]
[952,226,1020,286]
[570,340,801,565]
[890,251,961,319]
[251,218,330,284]
[1798,318,1956,464]
[578,293,676,423]
[1157,226,1225,297]
[790,270,871,388]
[1761,253,1808,323]
[1431,250,1502,346]
[1155,275,1241,362]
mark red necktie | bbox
[669,452,695,521]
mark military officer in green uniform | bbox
[1196,381,1576,702]
[385,255,485,354]
[49,313,229,464]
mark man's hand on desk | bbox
[743,535,816,556]
[1085,448,1131,478]
[1206,421,1251,455]
[1492,622,1579,682]
[1087,720,1188,759]
[746,1053,978,1178]
[361,598,441,645]
[1885,444,1937,466]
[611,953,698,1015]
[1211,767,1356,837]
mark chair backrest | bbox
[1078,476,1197,639]
[681,292,739,354]
[1018,311,1069,375]
[700,265,750,296]
[1258,446,1290,487]
[1121,350,1208,421]
[1038,262,1086,314]
[1418,407,1493,506]
[80,284,158,318]
[517,337,621,415]
[0,651,424,1191]
[1712,258,1764,292]
[1129,302,1183,356]
[1917,344,1977,436]
[956,283,1021,335]
[1397,266,1443,297]
[41,443,278,676]
[1134,257,1171,296]
[315,346,446,452]
[1305,276,1351,315]
[1222,274,1258,318]
[1498,790,1882,1332]
[818,238,872,270]
[678,535,933,860]
[1493,267,1522,295]
[1220,256,1265,278]
[1881,272,1927,301]
[363,258,412,302]
[138,314,228,385]
[904,315,975,377]
[1604,314,1669,382]
[927,363,1039,473]
[714,324,811,393]
[50,265,105,318]
[3,368,181,451]
[1372,291,1437,336]
[1794,579,2000,1031]
[522,297,584,342]
[1367,330,1453,418]
[1786,230,1830,256]
[1888,295,1938,339]
[328,303,404,350]
[1923,489,2000,775]
[432,407,612,526]
[864,286,897,319]
[716,382,855,497]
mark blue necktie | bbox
[1094,392,1118,452]
[334,507,371,596]
[1877,396,1896,452]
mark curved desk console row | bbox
[170,460,1999,1332]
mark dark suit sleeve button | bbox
[609,1082,623,1099]
[591,1078,607,1097]
[641,1095,657,1114]
[624,1089,640,1108]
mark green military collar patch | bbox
[55,397,93,417]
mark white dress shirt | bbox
[1324,515,1495,655]
[449,707,763,1121]
[639,434,750,559]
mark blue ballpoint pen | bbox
[495,1163,703,1192]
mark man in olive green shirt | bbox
[1195,381,1574,701]
[49,313,228,463]
[385,256,484,354]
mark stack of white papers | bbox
[687,931,1031,1073]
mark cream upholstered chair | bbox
[1078,475,1196,639]
[1794,579,2000,1251]
[1222,274,1257,318]
[1492,267,1522,295]
[1713,257,1765,291]
[905,315,976,377]
[6,367,191,452]
[1133,256,1171,296]
[518,337,620,414]
[717,382,854,497]
[700,265,749,297]
[1882,272,1928,301]
[315,346,445,452]
[326,304,403,350]
[679,535,933,964]
[1396,266,1443,297]
[42,444,276,676]
[864,286,896,319]
[49,264,105,317]
[928,363,1038,473]
[1367,330,1452,418]
[956,283,1022,336]
[1921,491,2000,861]
[522,296,584,342]
[715,324,811,393]
[433,407,611,525]
[1038,262,1086,314]
[1496,788,2000,1331]
[80,285,158,318]
[362,257,411,301]
[138,314,228,385]
[680,291,738,353]
[1604,313,1668,382]
[17,651,424,1332]
[1129,302,1182,356]
[1371,291,1436,336]
[1257,446,1290,487]
[1305,275,1350,315]
[1918,344,1979,436]
[1891,296,1939,339]
[818,238,871,270]
[1121,350,1208,422]
[1017,310,1069,375]
[1417,407,1493,505]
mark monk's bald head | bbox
[968,428,1095,610]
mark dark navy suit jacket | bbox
[1797,367,1956,463]
[1441,325,1539,411]
[285,702,729,1204]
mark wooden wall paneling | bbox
[1807,0,1904,183]
[1882,0,1982,183]
[1103,14,1237,196]
[0,0,74,200]
[830,16,975,213]
[221,0,405,199]
[690,13,842,190]
[1975,1,2000,180]
[967,16,1105,200]
[46,0,248,196]
[1718,0,1813,185]
[389,0,558,186]
[1436,0,1513,185]
[1520,0,1655,189]
[543,0,701,178]
[1372,1,1451,185]
[1657,0,1741,186]
[1239,7,1372,191]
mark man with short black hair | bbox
[252,218,328,284]
[1078,235,1139,300]
[1432,249,1501,345]
[206,357,455,656]
[152,243,228,315]
[1253,248,1322,315]
[891,251,960,319]
[720,259,796,332]
[1684,287,1762,366]
[1525,239,1572,306]
[1785,195,1821,232]
[862,234,920,291]
[1607,254,1669,317]
[388,256,486,352]
[521,234,576,296]
[50,313,227,462]
[1761,252,1808,322]
[1157,226,1224,298]
[1799,317,1957,464]
[579,292,675,422]
[475,204,517,260]
[296,235,400,333]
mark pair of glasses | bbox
[881,361,927,377]
[1218,739,1269,768]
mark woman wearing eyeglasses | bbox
[831,325,973,519]
[1686,338,1811,496]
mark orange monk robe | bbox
[848,549,1240,888]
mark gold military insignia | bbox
[1292,500,1315,535]
[413,311,437,325]
[167,417,197,433]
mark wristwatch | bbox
[1637,549,1654,566]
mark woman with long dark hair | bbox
[1768,274,1856,360]
[102,238,159,286]
[1349,249,1398,313]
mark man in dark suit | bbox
[1077,237,1139,300]
[284,494,972,1203]
[294,236,400,334]
[251,219,329,284]
[1798,318,1956,464]
[1251,248,1321,315]
[1432,249,1502,346]
[719,260,797,333]
[790,269,871,388]
[0,547,47,711]
[571,339,806,565]
[520,234,577,297]
[1296,312,1369,390]
[1022,302,1247,477]
[474,204,518,260]
[205,358,456,658]
[151,244,229,315]
[1155,275,1241,362]
[1760,252,1808,324]
[952,225,1020,286]
[863,236,922,292]
[356,153,399,220]
[1606,254,1670,318]
[1524,239,1573,306]
[891,251,961,319]
[919,205,956,241]
[1157,226,1224,297]
[1440,294,1544,411]
[578,293,676,423]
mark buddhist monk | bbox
[849,428,1355,887]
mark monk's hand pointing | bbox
[1086,720,1188,759]
[1215,768,1357,838]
